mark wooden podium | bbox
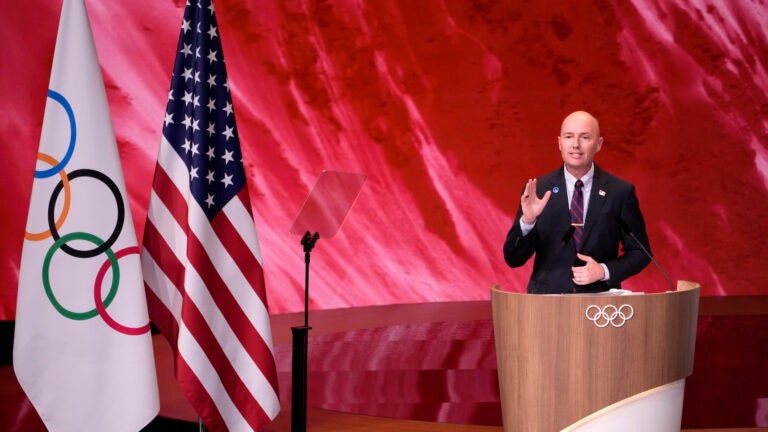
[491,281,700,432]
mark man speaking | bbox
[503,111,652,294]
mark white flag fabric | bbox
[13,0,159,431]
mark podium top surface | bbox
[490,280,700,297]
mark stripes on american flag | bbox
[140,0,280,430]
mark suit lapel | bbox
[582,166,609,245]
[546,169,569,220]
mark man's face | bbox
[558,112,603,176]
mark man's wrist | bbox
[600,263,610,281]
[519,216,536,236]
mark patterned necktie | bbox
[570,179,584,249]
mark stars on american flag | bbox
[162,0,245,220]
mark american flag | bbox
[140,0,280,430]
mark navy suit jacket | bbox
[503,165,652,294]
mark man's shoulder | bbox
[538,167,564,182]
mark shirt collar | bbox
[563,163,595,190]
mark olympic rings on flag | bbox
[43,232,119,321]
[94,246,151,335]
[25,152,71,241]
[47,168,125,258]
[28,89,148,335]
[35,89,76,179]
[585,304,634,328]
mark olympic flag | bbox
[140,0,280,430]
[12,0,159,431]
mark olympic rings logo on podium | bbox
[585,304,634,328]
[24,89,150,336]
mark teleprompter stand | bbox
[288,170,366,432]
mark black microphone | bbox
[615,216,675,291]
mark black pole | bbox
[291,231,318,432]
[290,326,310,432]
[302,232,318,327]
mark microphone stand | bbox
[615,216,675,291]
[291,231,319,432]
[626,230,675,291]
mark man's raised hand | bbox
[520,178,551,224]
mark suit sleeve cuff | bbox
[600,263,610,281]
[520,217,535,236]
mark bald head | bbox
[560,111,601,138]
[557,110,603,178]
